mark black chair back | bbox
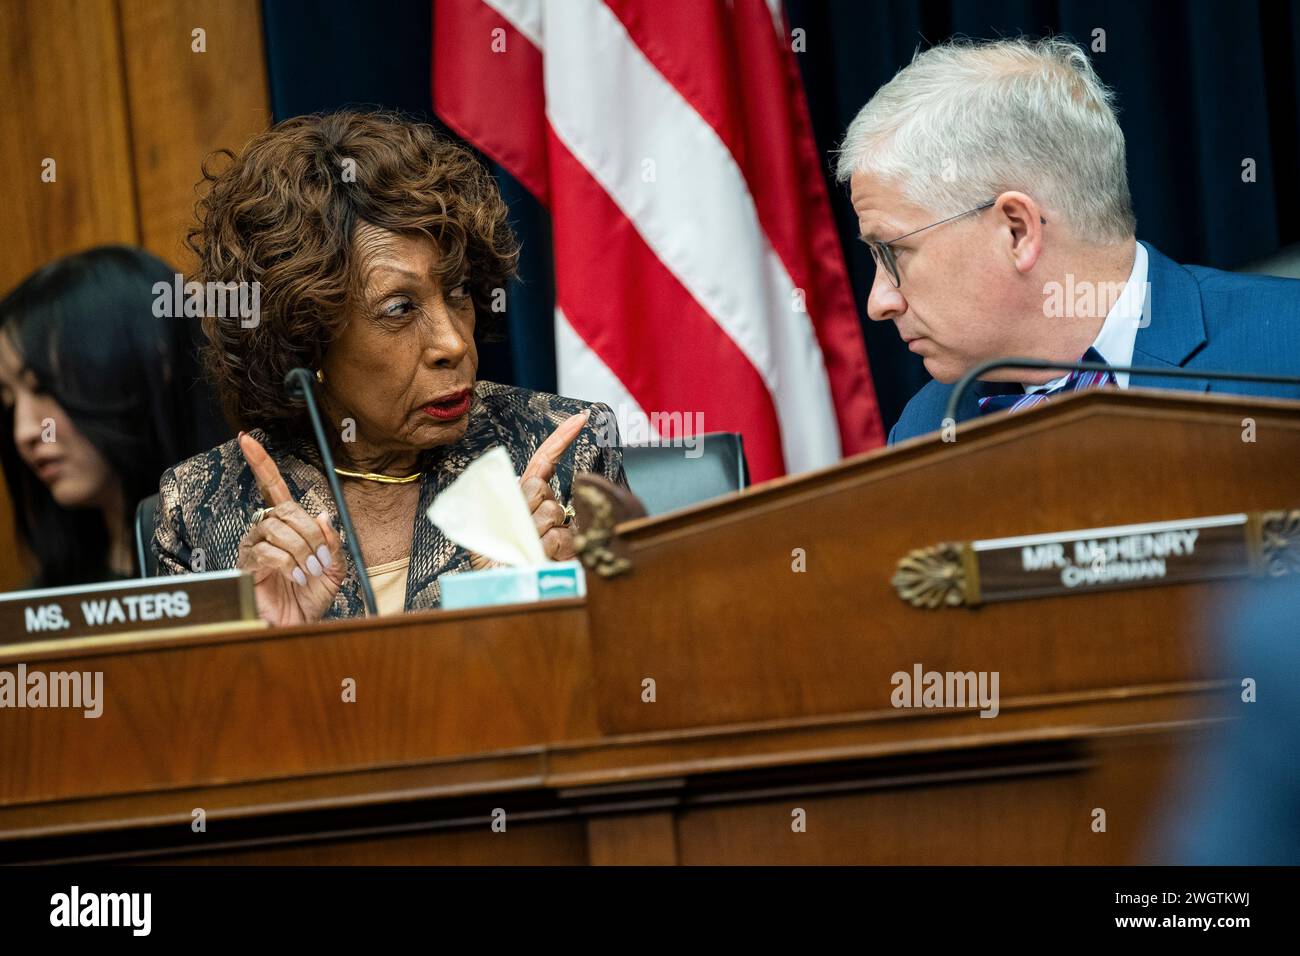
[622,432,749,516]
[134,493,160,578]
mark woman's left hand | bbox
[470,411,588,569]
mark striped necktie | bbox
[977,348,1116,416]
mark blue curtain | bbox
[259,0,555,393]
[262,0,1300,432]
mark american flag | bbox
[433,0,884,482]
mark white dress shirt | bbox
[1025,242,1148,393]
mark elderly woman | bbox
[153,111,625,624]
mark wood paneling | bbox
[587,812,679,865]
[0,0,138,590]
[0,0,270,590]
[674,734,1181,865]
[160,821,590,866]
[0,0,271,291]
[0,601,598,807]
[0,0,138,297]
[118,0,271,271]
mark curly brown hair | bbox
[188,110,519,440]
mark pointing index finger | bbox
[522,411,589,483]
[239,432,293,507]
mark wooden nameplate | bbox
[0,570,259,648]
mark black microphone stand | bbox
[284,367,379,617]
[946,357,1300,429]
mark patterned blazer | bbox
[152,381,627,618]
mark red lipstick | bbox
[422,389,471,420]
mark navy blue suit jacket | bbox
[888,241,1300,444]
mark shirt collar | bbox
[1024,241,1148,393]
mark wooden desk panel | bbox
[0,392,1290,865]
[0,601,596,807]
[584,391,1296,734]
[0,682,1228,865]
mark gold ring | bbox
[251,506,274,526]
[562,503,577,527]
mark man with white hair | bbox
[836,36,1300,443]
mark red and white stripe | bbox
[434,0,883,482]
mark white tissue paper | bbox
[426,445,548,566]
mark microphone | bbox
[945,357,1300,428]
[284,367,379,617]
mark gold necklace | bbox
[333,467,423,485]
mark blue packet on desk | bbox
[439,560,587,610]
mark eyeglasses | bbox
[862,199,1045,289]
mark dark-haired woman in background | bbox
[0,246,221,586]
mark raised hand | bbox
[470,410,588,569]
[235,432,347,625]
